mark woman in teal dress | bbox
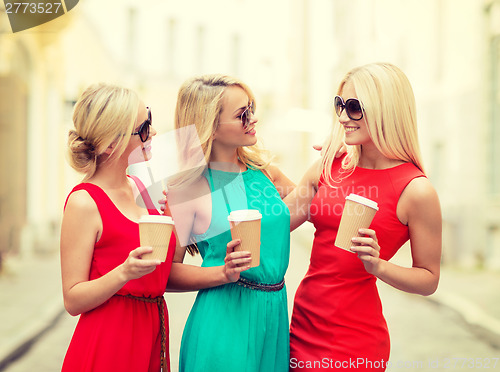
[165,74,295,372]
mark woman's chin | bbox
[243,137,258,147]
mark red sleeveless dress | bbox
[289,158,424,371]
[61,176,176,372]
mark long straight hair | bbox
[321,62,424,186]
[169,74,271,254]
[169,74,270,189]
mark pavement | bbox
[428,266,500,349]
[388,242,500,350]
[1,234,500,371]
[0,250,65,371]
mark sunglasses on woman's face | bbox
[132,107,152,142]
[334,96,364,121]
[219,102,255,130]
[238,102,254,130]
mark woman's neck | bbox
[357,144,404,170]
[87,157,130,189]
[209,145,246,172]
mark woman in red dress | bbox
[286,63,442,371]
[60,83,174,371]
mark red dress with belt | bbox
[61,176,175,372]
[289,158,424,371]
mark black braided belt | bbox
[236,277,285,292]
[116,294,168,372]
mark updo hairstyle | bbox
[67,83,139,178]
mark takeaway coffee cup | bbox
[139,215,175,261]
[334,194,379,252]
[227,209,262,267]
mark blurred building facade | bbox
[0,0,499,269]
[0,6,72,265]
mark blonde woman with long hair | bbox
[164,74,295,371]
[286,63,442,371]
[61,83,176,371]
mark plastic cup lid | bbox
[345,193,379,211]
[139,215,174,224]
[227,209,262,222]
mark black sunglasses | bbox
[132,107,152,142]
[334,96,364,121]
[238,102,255,130]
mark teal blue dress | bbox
[179,167,290,372]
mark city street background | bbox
[1,227,500,371]
[1,0,500,371]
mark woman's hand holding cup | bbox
[223,239,251,283]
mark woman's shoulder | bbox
[398,176,440,224]
[262,165,296,198]
[64,187,99,215]
[402,176,438,202]
[395,161,425,175]
[384,162,426,194]
[264,165,282,181]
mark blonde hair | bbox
[321,62,424,186]
[67,83,140,178]
[169,74,270,188]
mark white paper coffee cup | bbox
[334,194,378,252]
[139,215,175,261]
[228,210,262,267]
